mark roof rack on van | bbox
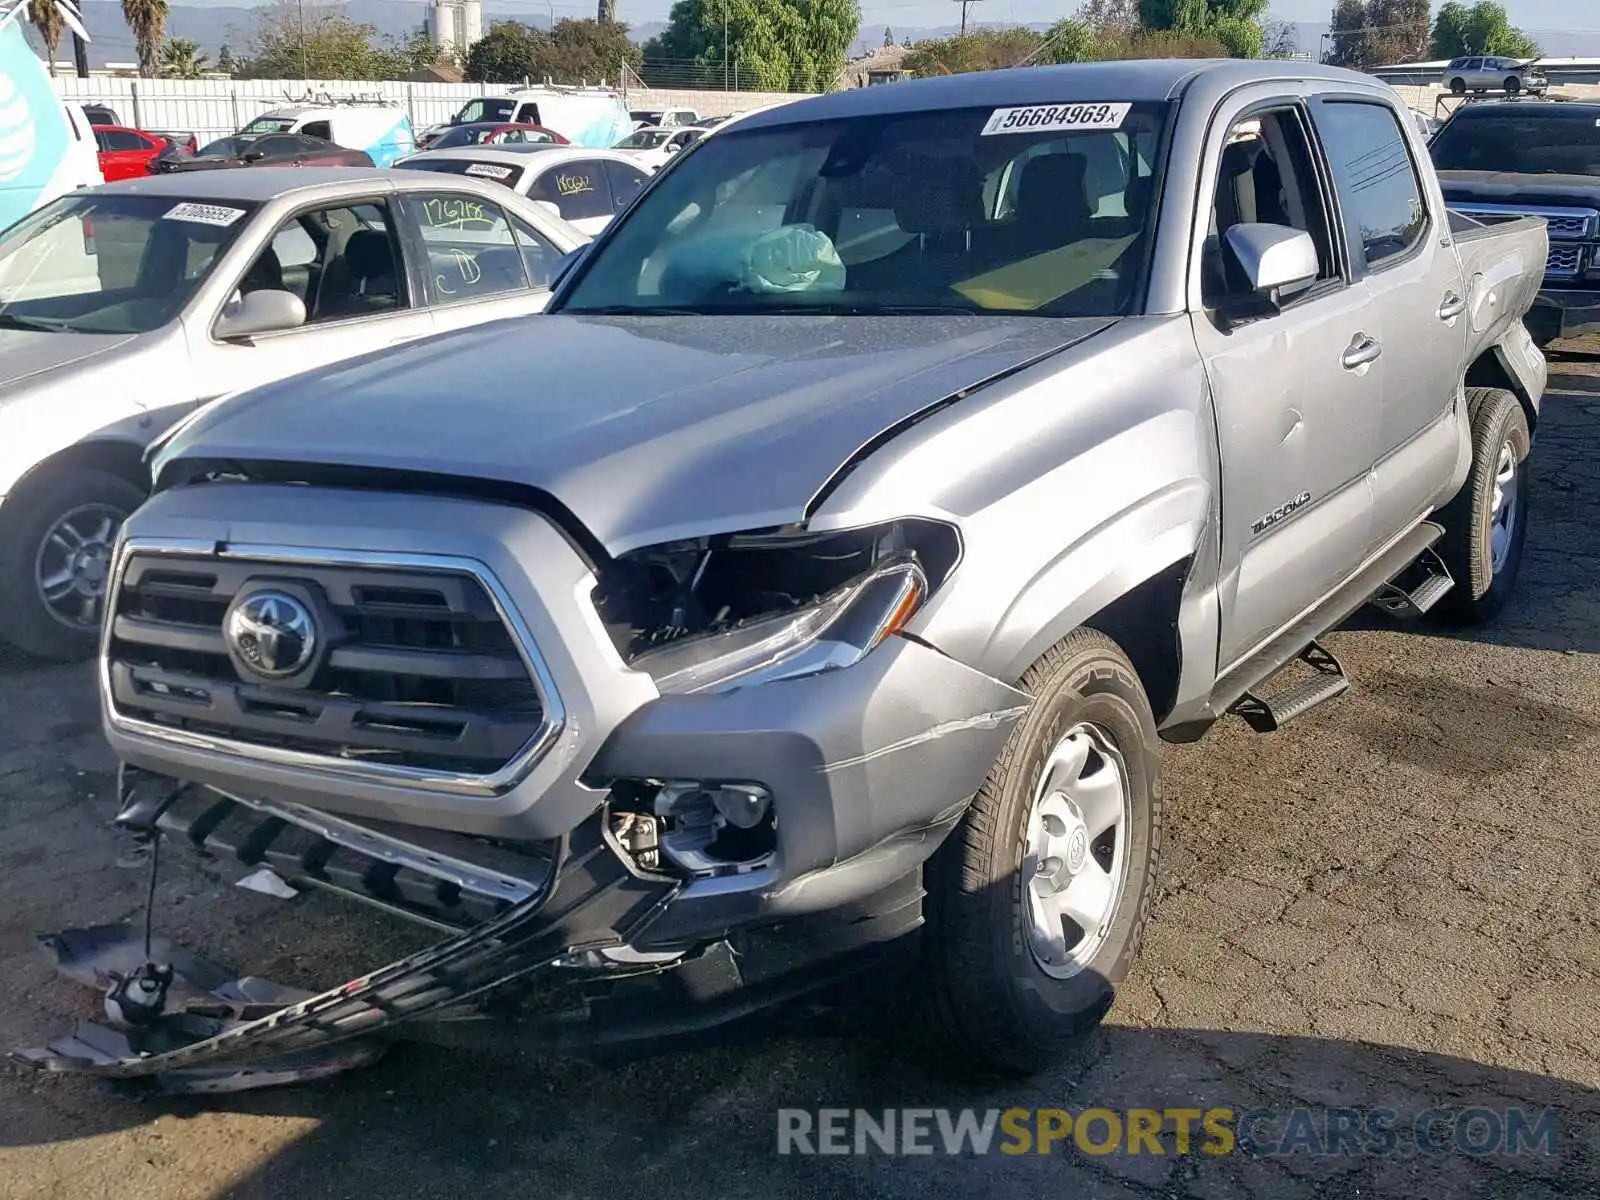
[512,80,622,96]
[277,88,392,108]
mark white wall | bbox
[49,76,817,144]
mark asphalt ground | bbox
[0,342,1596,1200]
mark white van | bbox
[443,86,633,149]
[0,19,103,233]
[237,105,417,167]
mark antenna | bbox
[1,0,90,40]
[952,0,983,37]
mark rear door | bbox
[1309,95,1469,551]
[398,189,560,331]
[186,196,435,399]
[526,158,616,235]
[1188,90,1383,670]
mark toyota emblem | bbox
[226,589,316,678]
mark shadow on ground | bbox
[2,1019,1595,1199]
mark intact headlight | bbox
[592,518,960,697]
[633,556,926,695]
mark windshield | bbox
[616,130,671,149]
[558,102,1169,317]
[1431,112,1600,175]
[396,158,525,190]
[456,98,516,125]
[240,116,296,136]
[0,194,253,334]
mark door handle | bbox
[1341,334,1382,370]
[1438,291,1466,321]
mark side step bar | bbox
[1229,641,1348,733]
[1369,545,1455,619]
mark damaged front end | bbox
[17,487,1028,1091]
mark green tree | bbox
[1326,0,1428,69]
[27,0,63,76]
[1138,0,1264,58]
[902,27,1043,75]
[122,0,169,77]
[466,18,641,84]
[1033,18,1097,65]
[161,37,210,77]
[216,42,238,74]
[1429,0,1538,59]
[642,0,858,91]
[240,2,389,79]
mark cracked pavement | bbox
[0,348,1597,1199]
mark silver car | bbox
[1444,55,1547,95]
[0,167,587,660]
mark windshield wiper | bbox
[0,312,66,332]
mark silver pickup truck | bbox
[19,60,1549,1088]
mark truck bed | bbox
[1450,212,1550,360]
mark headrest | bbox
[1017,153,1089,218]
[891,155,981,236]
[344,230,394,279]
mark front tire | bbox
[0,467,145,661]
[922,629,1161,1077]
[1449,77,1467,95]
[1435,387,1531,624]
[1504,75,1522,94]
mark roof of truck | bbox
[730,59,1383,132]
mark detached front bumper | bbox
[1528,287,1600,344]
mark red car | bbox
[419,122,570,151]
[92,125,172,181]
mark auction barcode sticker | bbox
[163,202,247,227]
[980,102,1132,136]
[465,163,514,180]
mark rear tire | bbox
[1435,387,1531,625]
[1504,75,1522,94]
[0,467,145,661]
[1450,77,1467,95]
[921,629,1161,1077]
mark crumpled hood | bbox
[0,328,138,392]
[161,313,1115,553]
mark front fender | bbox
[0,394,191,501]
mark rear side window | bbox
[529,160,613,222]
[402,192,532,302]
[103,129,147,151]
[301,120,332,141]
[603,161,649,211]
[1313,101,1428,270]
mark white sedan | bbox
[395,146,653,236]
[0,167,587,660]
[611,126,705,172]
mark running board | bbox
[1229,641,1349,733]
[1369,546,1455,618]
[1208,521,1445,721]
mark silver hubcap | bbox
[1023,723,1132,979]
[35,504,122,631]
[1489,441,1518,576]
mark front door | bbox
[186,197,435,400]
[1309,96,1469,551]
[1187,94,1383,671]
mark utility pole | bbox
[72,29,88,77]
[722,0,728,90]
[953,0,982,38]
[297,0,307,78]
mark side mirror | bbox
[1223,223,1318,303]
[214,288,306,341]
[531,199,562,220]
[666,142,681,154]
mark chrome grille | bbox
[1545,214,1593,239]
[1448,203,1597,242]
[1547,244,1585,277]
[105,550,559,783]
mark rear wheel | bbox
[1504,75,1522,94]
[1449,77,1467,94]
[1435,387,1531,624]
[0,468,145,661]
[922,629,1161,1076]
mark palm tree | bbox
[121,0,169,78]
[27,0,64,76]
[160,36,209,78]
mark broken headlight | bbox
[592,519,959,696]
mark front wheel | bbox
[1435,387,1531,624]
[1504,75,1522,94]
[921,629,1161,1077]
[0,468,146,661]
[1449,77,1467,94]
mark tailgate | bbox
[1450,212,1548,362]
